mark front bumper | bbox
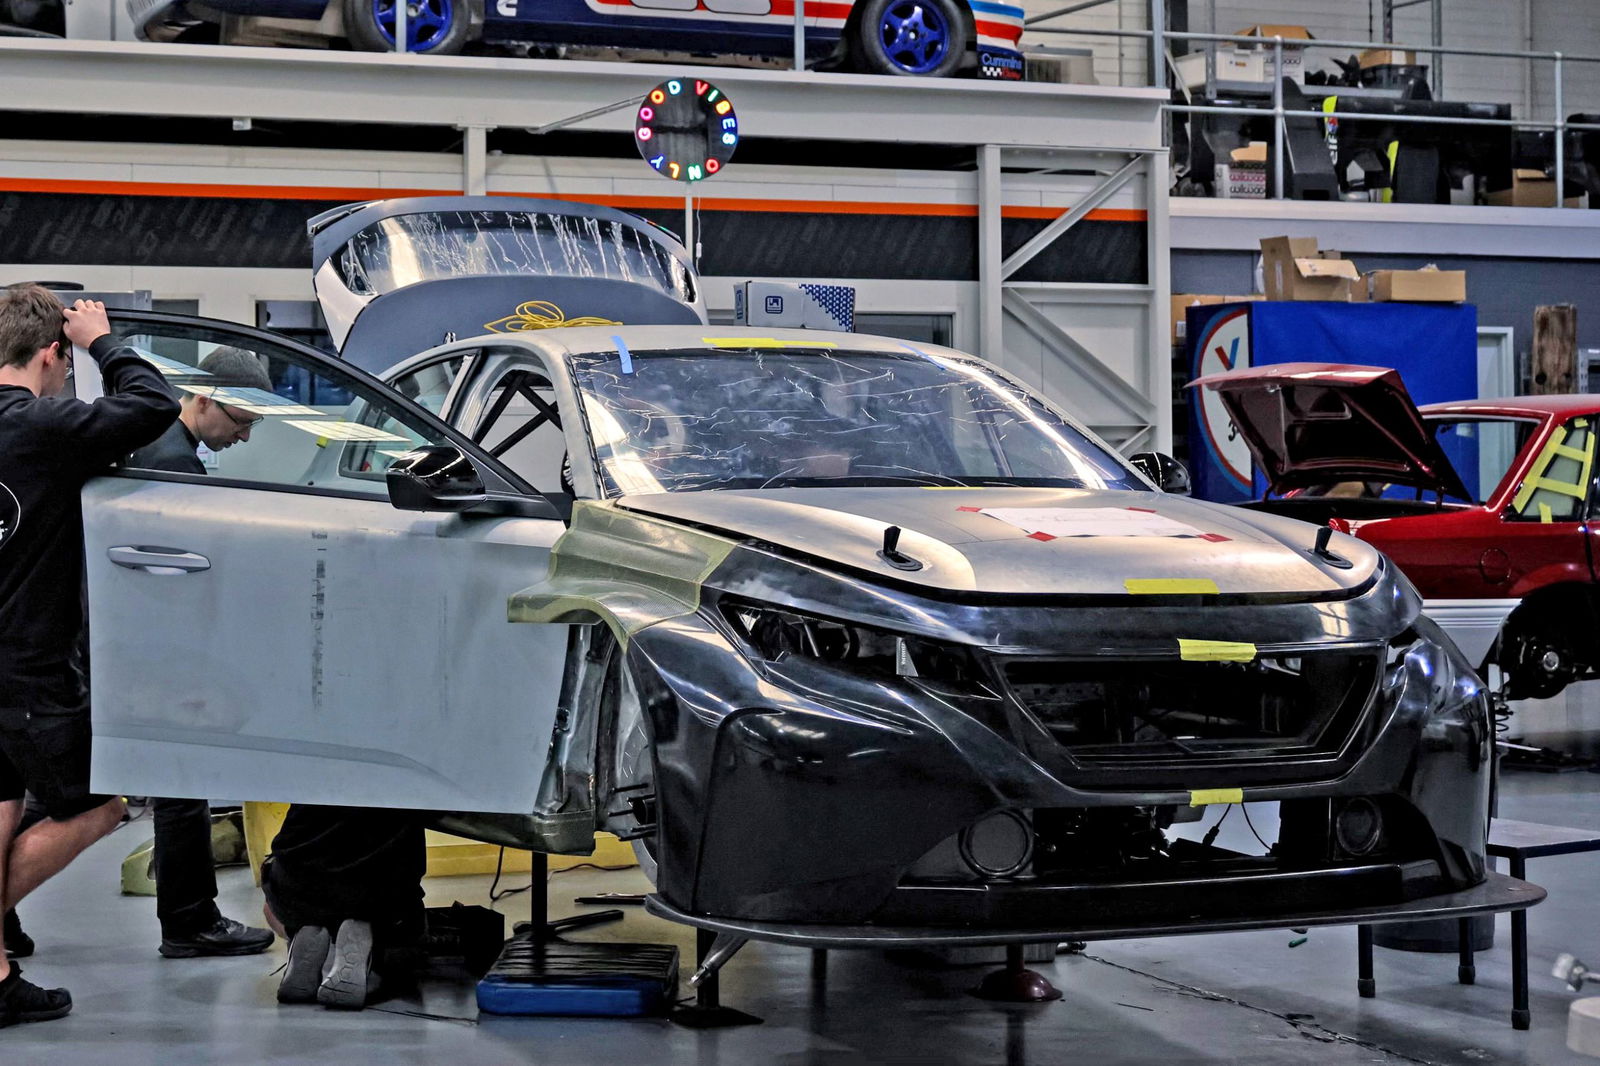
[646,871,1543,949]
[634,607,1492,932]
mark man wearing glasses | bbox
[128,347,270,472]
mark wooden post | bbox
[1531,305,1578,395]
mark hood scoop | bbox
[876,525,924,572]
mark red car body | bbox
[1194,363,1600,699]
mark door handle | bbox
[107,546,211,574]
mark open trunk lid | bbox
[308,196,707,373]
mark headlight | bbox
[718,600,978,686]
[1386,619,1488,764]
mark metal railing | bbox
[1027,10,1600,207]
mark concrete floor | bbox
[11,713,1600,1064]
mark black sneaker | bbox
[317,919,379,1010]
[0,965,71,1028]
[277,926,330,1005]
[2,910,32,960]
[159,916,276,959]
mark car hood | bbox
[1190,362,1471,500]
[616,486,1379,597]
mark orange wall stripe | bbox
[0,177,1145,222]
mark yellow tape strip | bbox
[1178,638,1258,662]
[1190,788,1244,807]
[1540,502,1553,523]
[1578,418,1590,429]
[701,337,838,348]
[1124,578,1220,595]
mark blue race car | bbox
[129,0,1026,79]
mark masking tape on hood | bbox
[1125,578,1220,595]
[1178,638,1257,662]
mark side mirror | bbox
[1129,451,1192,496]
[387,445,486,512]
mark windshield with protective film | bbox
[334,210,695,304]
[570,346,1141,495]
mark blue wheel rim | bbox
[876,1,951,74]
[371,0,454,52]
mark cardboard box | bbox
[1364,268,1466,303]
[1170,294,1263,344]
[1359,48,1416,68]
[1236,24,1312,83]
[1486,168,1583,208]
[1259,236,1361,302]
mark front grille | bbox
[1001,650,1380,769]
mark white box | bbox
[1176,48,1268,90]
[1214,163,1267,199]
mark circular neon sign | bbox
[635,78,738,183]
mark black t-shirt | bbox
[0,336,179,705]
[129,418,205,475]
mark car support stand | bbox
[476,854,684,1017]
[672,930,763,1028]
[973,944,1062,1003]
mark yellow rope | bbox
[484,301,621,334]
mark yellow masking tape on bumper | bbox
[1124,578,1220,595]
[1190,788,1244,807]
[1178,639,1257,662]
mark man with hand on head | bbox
[0,287,178,1028]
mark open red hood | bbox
[1190,362,1472,500]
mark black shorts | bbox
[0,668,116,821]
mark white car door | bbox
[79,313,570,813]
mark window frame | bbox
[105,309,543,504]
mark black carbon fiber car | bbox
[82,201,1531,956]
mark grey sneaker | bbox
[277,926,330,1004]
[317,920,379,1010]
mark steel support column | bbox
[978,144,1004,363]
[1145,149,1171,453]
[461,125,489,196]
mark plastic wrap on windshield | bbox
[569,347,1141,496]
[334,211,693,303]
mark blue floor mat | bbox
[476,932,679,1017]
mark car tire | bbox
[342,0,474,55]
[851,0,969,77]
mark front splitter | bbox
[644,871,1544,949]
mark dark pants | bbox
[16,795,220,935]
[261,805,426,967]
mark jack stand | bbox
[973,944,1062,1003]
[671,929,763,1028]
[520,852,625,942]
[477,853,676,1017]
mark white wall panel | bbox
[1531,1,1600,121]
